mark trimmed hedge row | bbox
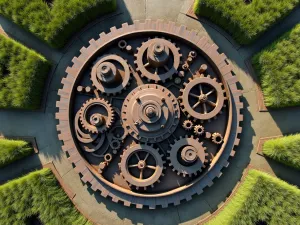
[0,138,34,168]
[0,35,50,110]
[252,24,300,108]
[206,169,300,225]
[0,0,117,48]
[0,168,91,224]
[263,134,300,170]
[193,0,300,45]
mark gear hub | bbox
[56,20,243,209]
[121,84,180,143]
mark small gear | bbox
[182,120,193,131]
[168,136,208,177]
[179,73,226,122]
[134,38,182,83]
[212,132,223,144]
[119,143,165,190]
[194,125,205,136]
[91,55,131,95]
[79,98,115,134]
[110,139,121,150]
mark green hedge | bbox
[0,168,91,225]
[252,24,300,108]
[0,35,51,110]
[0,138,34,168]
[263,134,300,170]
[0,0,117,48]
[193,0,300,45]
[206,169,300,225]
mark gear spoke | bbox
[189,93,199,98]
[144,152,150,161]
[192,101,200,109]
[206,89,215,96]
[139,170,143,179]
[147,165,156,170]
[207,100,216,107]
[135,153,141,161]
[199,84,203,95]
[144,62,150,67]
[203,103,207,114]
[128,164,138,168]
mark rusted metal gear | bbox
[179,74,226,122]
[194,125,205,136]
[91,55,131,95]
[212,132,224,144]
[79,98,115,134]
[121,84,180,143]
[168,136,208,177]
[182,120,193,131]
[134,38,181,83]
[119,144,165,190]
[55,20,244,209]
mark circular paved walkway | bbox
[0,0,300,224]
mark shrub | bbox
[193,0,300,45]
[0,168,91,225]
[206,169,300,225]
[263,134,300,170]
[0,35,51,110]
[0,0,117,48]
[252,24,300,108]
[0,138,34,168]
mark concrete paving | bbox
[0,0,300,224]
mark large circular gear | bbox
[91,55,131,95]
[79,98,115,134]
[56,20,243,209]
[134,38,181,83]
[119,144,165,189]
[179,74,226,121]
[121,84,180,143]
[168,136,208,177]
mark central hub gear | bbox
[134,38,181,83]
[119,144,165,189]
[121,84,180,143]
[168,136,208,177]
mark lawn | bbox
[0,0,117,48]
[0,138,34,168]
[193,0,300,45]
[263,134,300,170]
[252,24,300,108]
[0,168,91,225]
[206,169,300,225]
[0,35,51,110]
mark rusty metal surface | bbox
[56,20,243,209]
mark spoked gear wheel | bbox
[168,136,208,177]
[79,98,115,134]
[134,38,182,83]
[182,120,193,131]
[179,74,226,122]
[91,55,131,95]
[119,144,165,190]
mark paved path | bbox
[0,0,300,224]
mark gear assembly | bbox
[56,20,243,209]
